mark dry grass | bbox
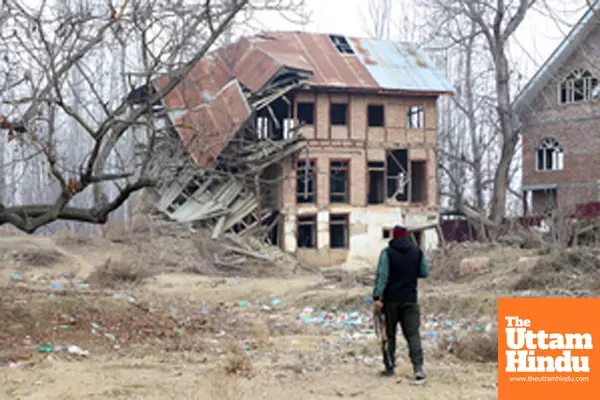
[13,249,62,267]
[513,248,600,293]
[440,332,498,363]
[224,342,254,378]
[86,258,155,289]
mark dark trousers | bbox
[382,302,423,370]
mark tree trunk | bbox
[490,47,519,224]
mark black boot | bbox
[413,364,427,380]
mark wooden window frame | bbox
[367,104,385,128]
[329,159,351,204]
[329,213,350,249]
[297,214,318,249]
[296,158,318,204]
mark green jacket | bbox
[372,246,430,301]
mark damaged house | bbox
[142,31,454,264]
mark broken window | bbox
[329,214,349,249]
[410,161,426,203]
[256,116,270,140]
[297,102,315,125]
[368,161,385,204]
[166,193,187,213]
[368,105,385,127]
[283,118,295,139]
[407,106,424,129]
[330,103,348,126]
[386,150,409,202]
[536,138,564,171]
[297,215,317,248]
[329,35,355,55]
[297,159,316,203]
[330,160,349,203]
[559,69,598,104]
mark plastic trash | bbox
[236,301,249,307]
[446,320,454,327]
[37,342,54,353]
[447,335,454,341]
[216,330,226,337]
[9,362,19,368]
[104,333,116,341]
[91,323,100,330]
[201,306,209,315]
[363,296,373,304]
[49,283,64,289]
[269,299,282,306]
[174,328,183,334]
[426,332,437,339]
[67,345,89,356]
[73,283,90,290]
[475,326,483,332]
[11,275,22,281]
[113,294,136,303]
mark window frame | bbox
[296,158,318,204]
[329,213,350,249]
[329,159,350,204]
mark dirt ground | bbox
[1,231,598,399]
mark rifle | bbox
[374,308,393,371]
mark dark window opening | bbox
[382,228,391,239]
[412,231,423,248]
[297,215,317,248]
[297,102,315,125]
[410,161,426,203]
[330,103,348,126]
[368,161,385,204]
[330,160,349,203]
[329,35,355,55]
[386,150,409,202]
[254,94,296,140]
[329,214,349,249]
[407,106,424,129]
[368,105,385,127]
[297,159,316,203]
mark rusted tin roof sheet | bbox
[170,80,251,167]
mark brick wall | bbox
[521,24,600,211]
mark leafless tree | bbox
[361,0,393,40]
[0,0,307,233]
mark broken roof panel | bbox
[172,80,251,168]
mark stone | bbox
[517,256,541,273]
[459,257,490,276]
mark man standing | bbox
[372,225,430,380]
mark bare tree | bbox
[361,0,393,40]
[0,0,306,233]
[426,0,537,224]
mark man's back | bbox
[384,237,422,303]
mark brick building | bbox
[149,31,454,264]
[514,2,600,216]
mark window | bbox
[297,159,317,203]
[256,116,270,139]
[387,150,409,202]
[297,102,314,125]
[297,215,317,248]
[329,35,355,55]
[382,228,391,239]
[368,161,385,204]
[330,160,349,203]
[407,106,424,129]
[410,161,426,203]
[329,214,349,249]
[536,138,564,172]
[559,69,599,104]
[368,105,385,127]
[330,103,348,126]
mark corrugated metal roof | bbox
[156,31,454,168]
